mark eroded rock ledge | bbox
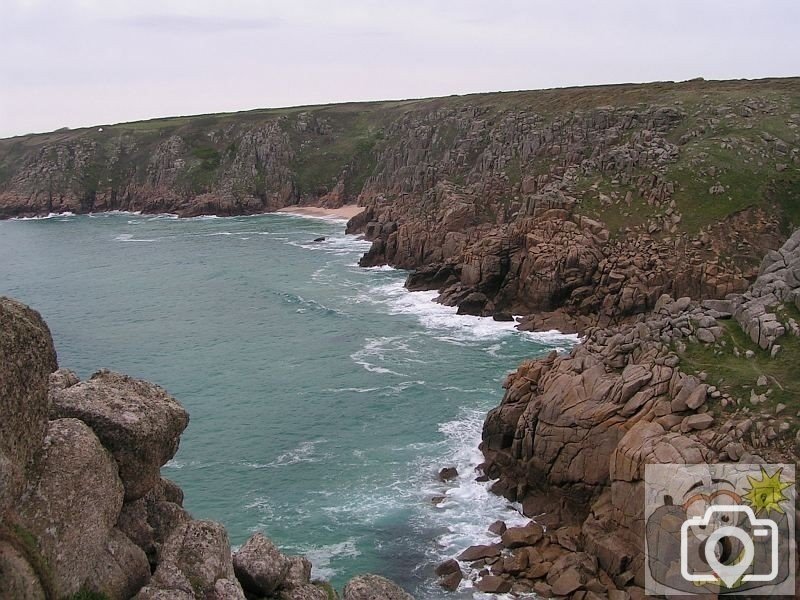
[435,230,800,597]
[0,297,413,600]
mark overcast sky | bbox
[1,0,798,138]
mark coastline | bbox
[277,204,365,220]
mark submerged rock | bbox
[437,466,458,481]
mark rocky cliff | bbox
[0,297,413,600]
[3,79,799,331]
[436,229,800,597]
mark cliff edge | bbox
[434,229,800,597]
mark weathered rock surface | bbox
[466,244,800,597]
[116,476,190,566]
[0,297,57,513]
[233,532,291,596]
[0,541,46,600]
[730,227,800,349]
[343,574,415,600]
[18,418,125,598]
[279,583,330,600]
[84,527,151,600]
[50,369,189,500]
[137,519,244,599]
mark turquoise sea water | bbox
[0,212,576,598]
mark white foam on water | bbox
[113,233,156,243]
[94,210,142,216]
[270,440,328,467]
[361,265,397,272]
[10,211,76,221]
[298,538,361,581]
[415,408,533,597]
[325,380,426,397]
[349,336,412,377]
[358,280,581,353]
[288,235,372,256]
[362,282,520,343]
[187,214,224,220]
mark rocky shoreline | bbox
[3,77,800,599]
[0,297,413,600]
[430,228,800,597]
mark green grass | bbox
[679,313,800,436]
[573,173,655,235]
[0,523,56,598]
[1,76,799,220]
[313,580,339,600]
[288,111,384,196]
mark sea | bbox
[0,211,577,598]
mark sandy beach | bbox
[277,204,365,219]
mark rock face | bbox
[84,528,151,600]
[17,418,125,598]
[0,297,57,514]
[470,260,800,596]
[1,296,414,600]
[136,519,244,599]
[730,227,800,350]
[233,533,291,596]
[3,82,798,336]
[343,574,415,600]
[50,369,189,500]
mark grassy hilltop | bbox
[0,77,798,233]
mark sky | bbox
[1,0,799,138]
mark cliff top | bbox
[4,77,800,145]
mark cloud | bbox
[0,0,798,137]
[114,14,281,33]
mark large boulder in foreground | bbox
[50,369,189,500]
[0,297,57,513]
[18,418,124,598]
[233,532,291,596]
[136,519,244,599]
[343,574,415,600]
[84,527,151,600]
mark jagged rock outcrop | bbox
[135,519,244,600]
[729,227,800,350]
[233,532,291,596]
[50,369,189,500]
[463,243,800,597]
[0,296,414,600]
